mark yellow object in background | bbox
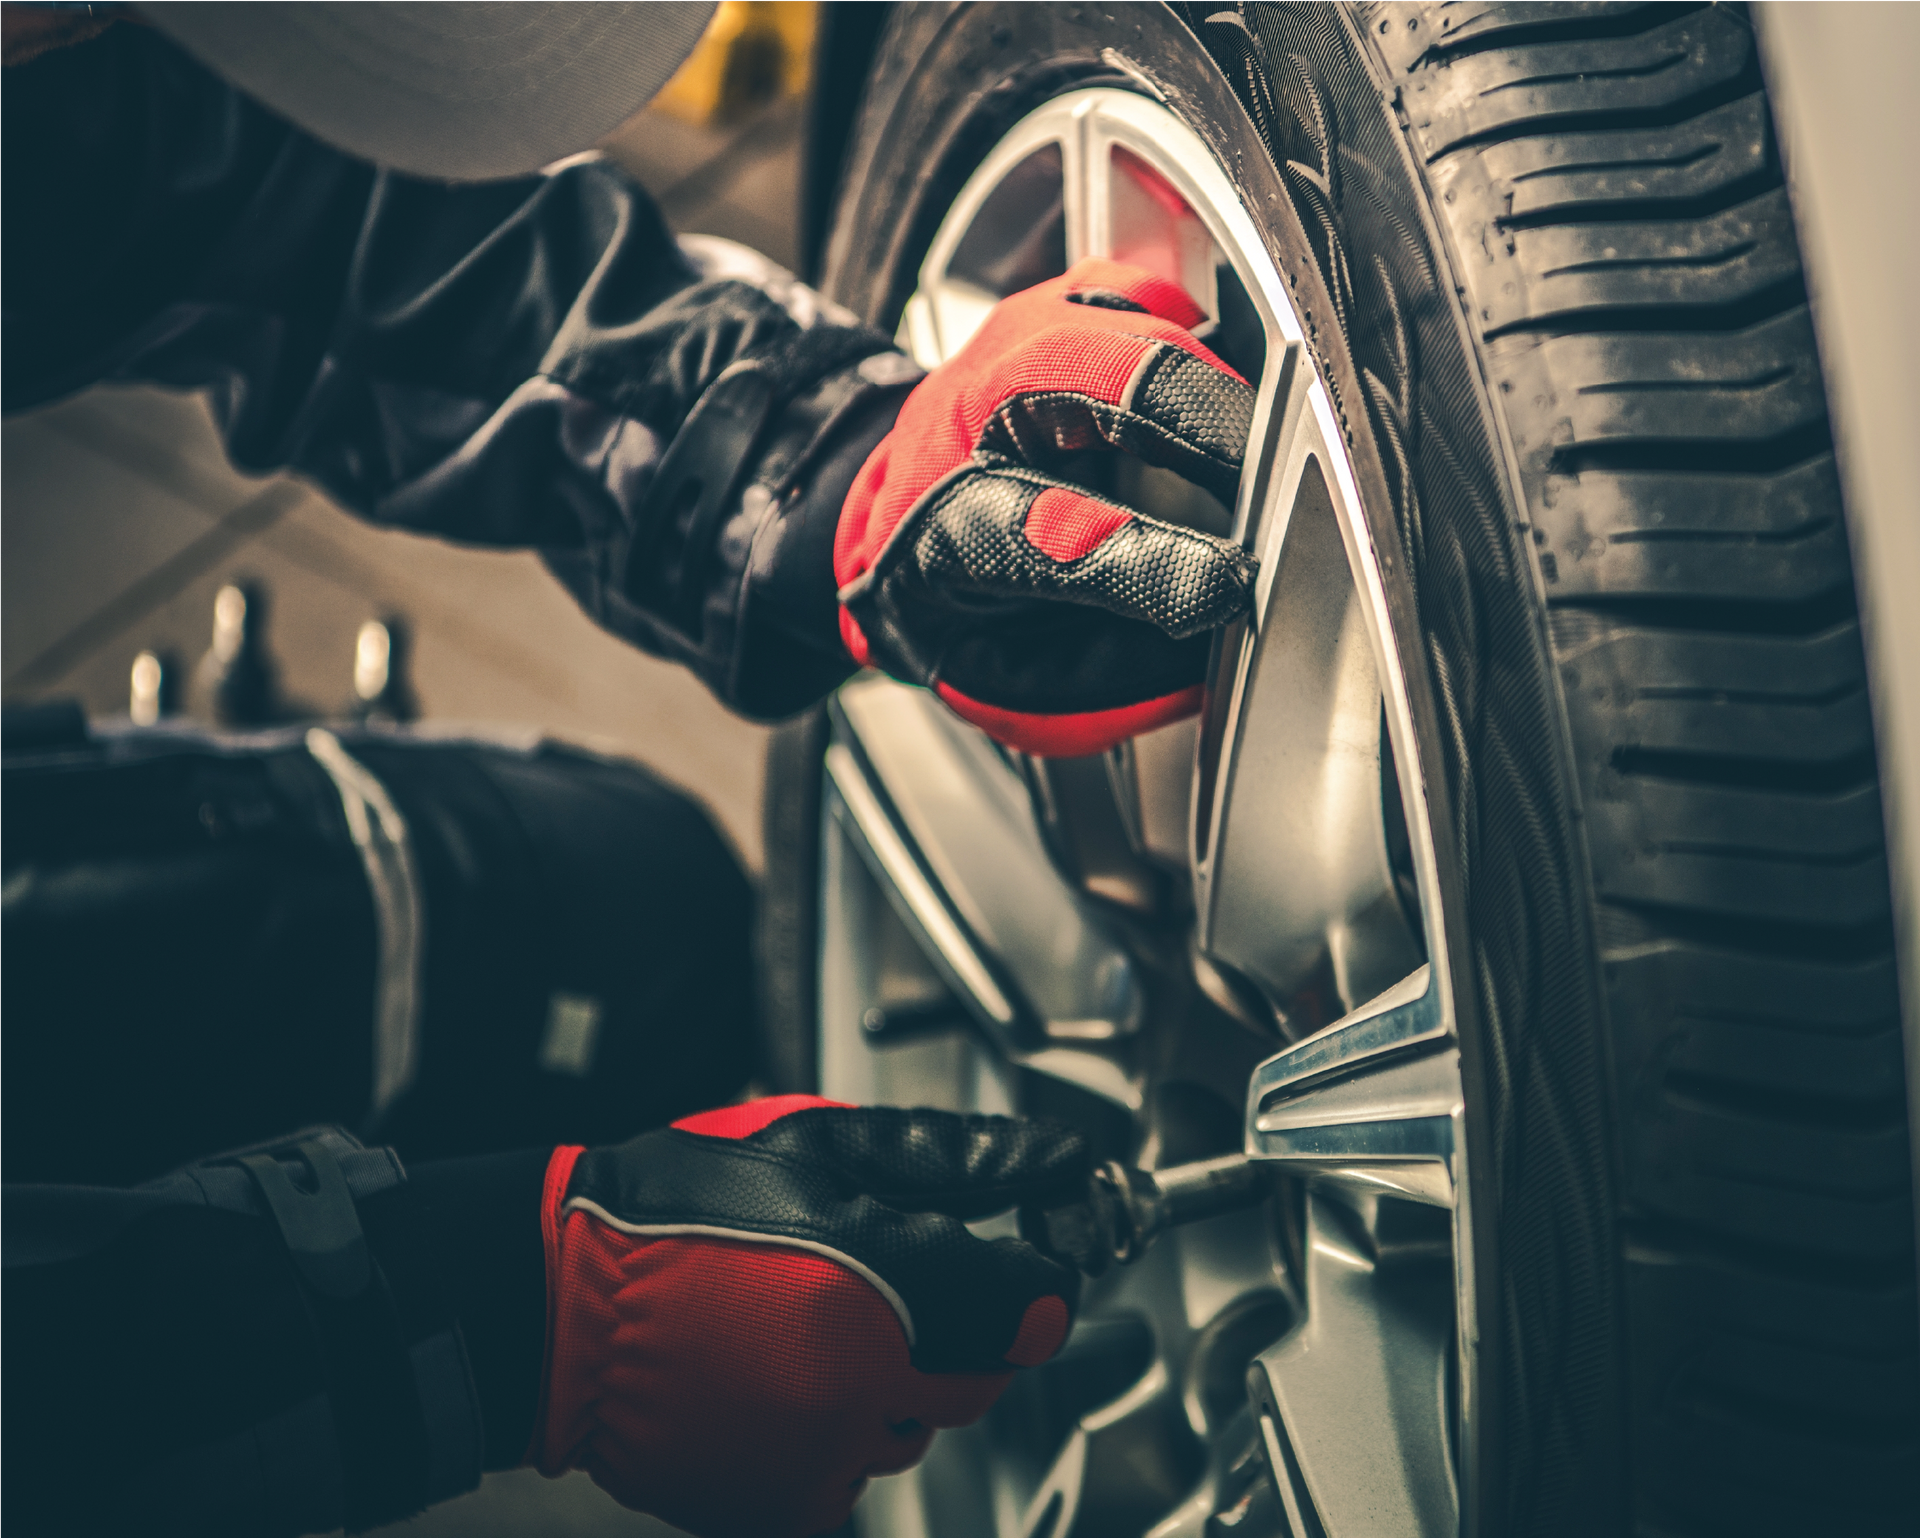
[652,2,819,126]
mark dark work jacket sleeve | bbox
[2,1129,551,1537]
[1,24,919,717]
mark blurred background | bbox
[4,5,828,1533]
[3,0,828,876]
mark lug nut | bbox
[1025,1153,1273,1276]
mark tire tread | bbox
[1370,3,1914,1529]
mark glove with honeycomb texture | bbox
[835,258,1257,756]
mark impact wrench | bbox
[1023,1153,1275,1276]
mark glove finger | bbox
[668,1100,1090,1222]
[886,470,1256,640]
[786,1105,1092,1220]
[577,1104,1086,1377]
[775,1109,1087,1372]
[861,1210,1079,1372]
[695,1103,1088,1370]
[979,330,1254,506]
[842,569,1214,741]
[1020,482,1252,636]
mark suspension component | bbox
[1025,1153,1274,1276]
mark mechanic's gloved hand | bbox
[835,257,1257,757]
[532,1095,1089,1538]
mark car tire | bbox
[790,4,1914,1533]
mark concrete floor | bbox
[3,89,814,1538]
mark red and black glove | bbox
[835,257,1257,757]
[531,1095,1089,1538]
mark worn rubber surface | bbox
[1363,5,1912,1532]
[819,3,1914,1533]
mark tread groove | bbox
[1416,78,1765,160]
[1611,748,1877,796]
[1484,279,1811,341]
[1401,9,1765,159]
[1663,1071,1910,1133]
[1578,365,1792,394]
[1652,841,1883,870]
[1603,522,1835,548]
[1540,243,1758,276]
[1478,52,1695,92]
[1600,899,1893,963]
[1673,1382,1917,1449]
[1509,146,1716,179]
[1550,588,1858,636]
[1623,1219,1918,1292]
[1489,93,1778,228]
[1544,419,1832,477]
[1411,2,1711,67]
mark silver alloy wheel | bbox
[820,89,1477,1538]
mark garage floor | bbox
[2,88,813,1538]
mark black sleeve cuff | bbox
[728,374,913,719]
[398,1147,553,1471]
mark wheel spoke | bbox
[1061,99,1093,264]
[1019,1355,1201,1538]
[824,679,1146,1109]
[1250,1192,1459,1538]
[1193,402,1428,1016]
[1244,967,1459,1210]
